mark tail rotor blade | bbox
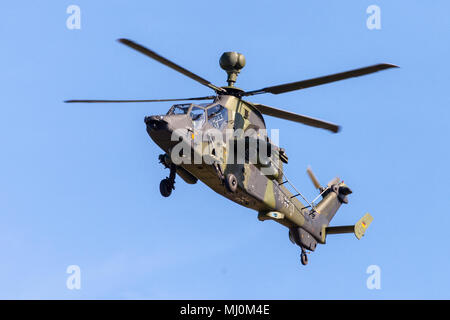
[327,177,341,187]
[307,166,321,190]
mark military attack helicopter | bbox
[66,38,398,265]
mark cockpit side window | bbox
[207,104,228,129]
[190,107,206,130]
[168,104,191,115]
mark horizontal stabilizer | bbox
[326,213,373,240]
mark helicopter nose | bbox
[145,116,168,131]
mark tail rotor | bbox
[307,166,340,193]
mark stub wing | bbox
[326,213,374,240]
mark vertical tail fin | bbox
[315,181,352,223]
[305,167,352,223]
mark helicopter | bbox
[66,38,398,265]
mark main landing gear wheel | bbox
[159,161,177,198]
[300,249,308,266]
[225,173,238,193]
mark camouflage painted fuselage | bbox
[145,94,349,250]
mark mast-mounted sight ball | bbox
[220,52,246,86]
[219,52,246,72]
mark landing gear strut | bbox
[159,154,176,197]
[300,247,308,266]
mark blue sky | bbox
[1,1,449,299]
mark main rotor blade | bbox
[252,103,340,133]
[65,96,216,103]
[243,63,398,96]
[118,38,225,93]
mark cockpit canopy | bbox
[167,104,192,115]
[167,103,228,130]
